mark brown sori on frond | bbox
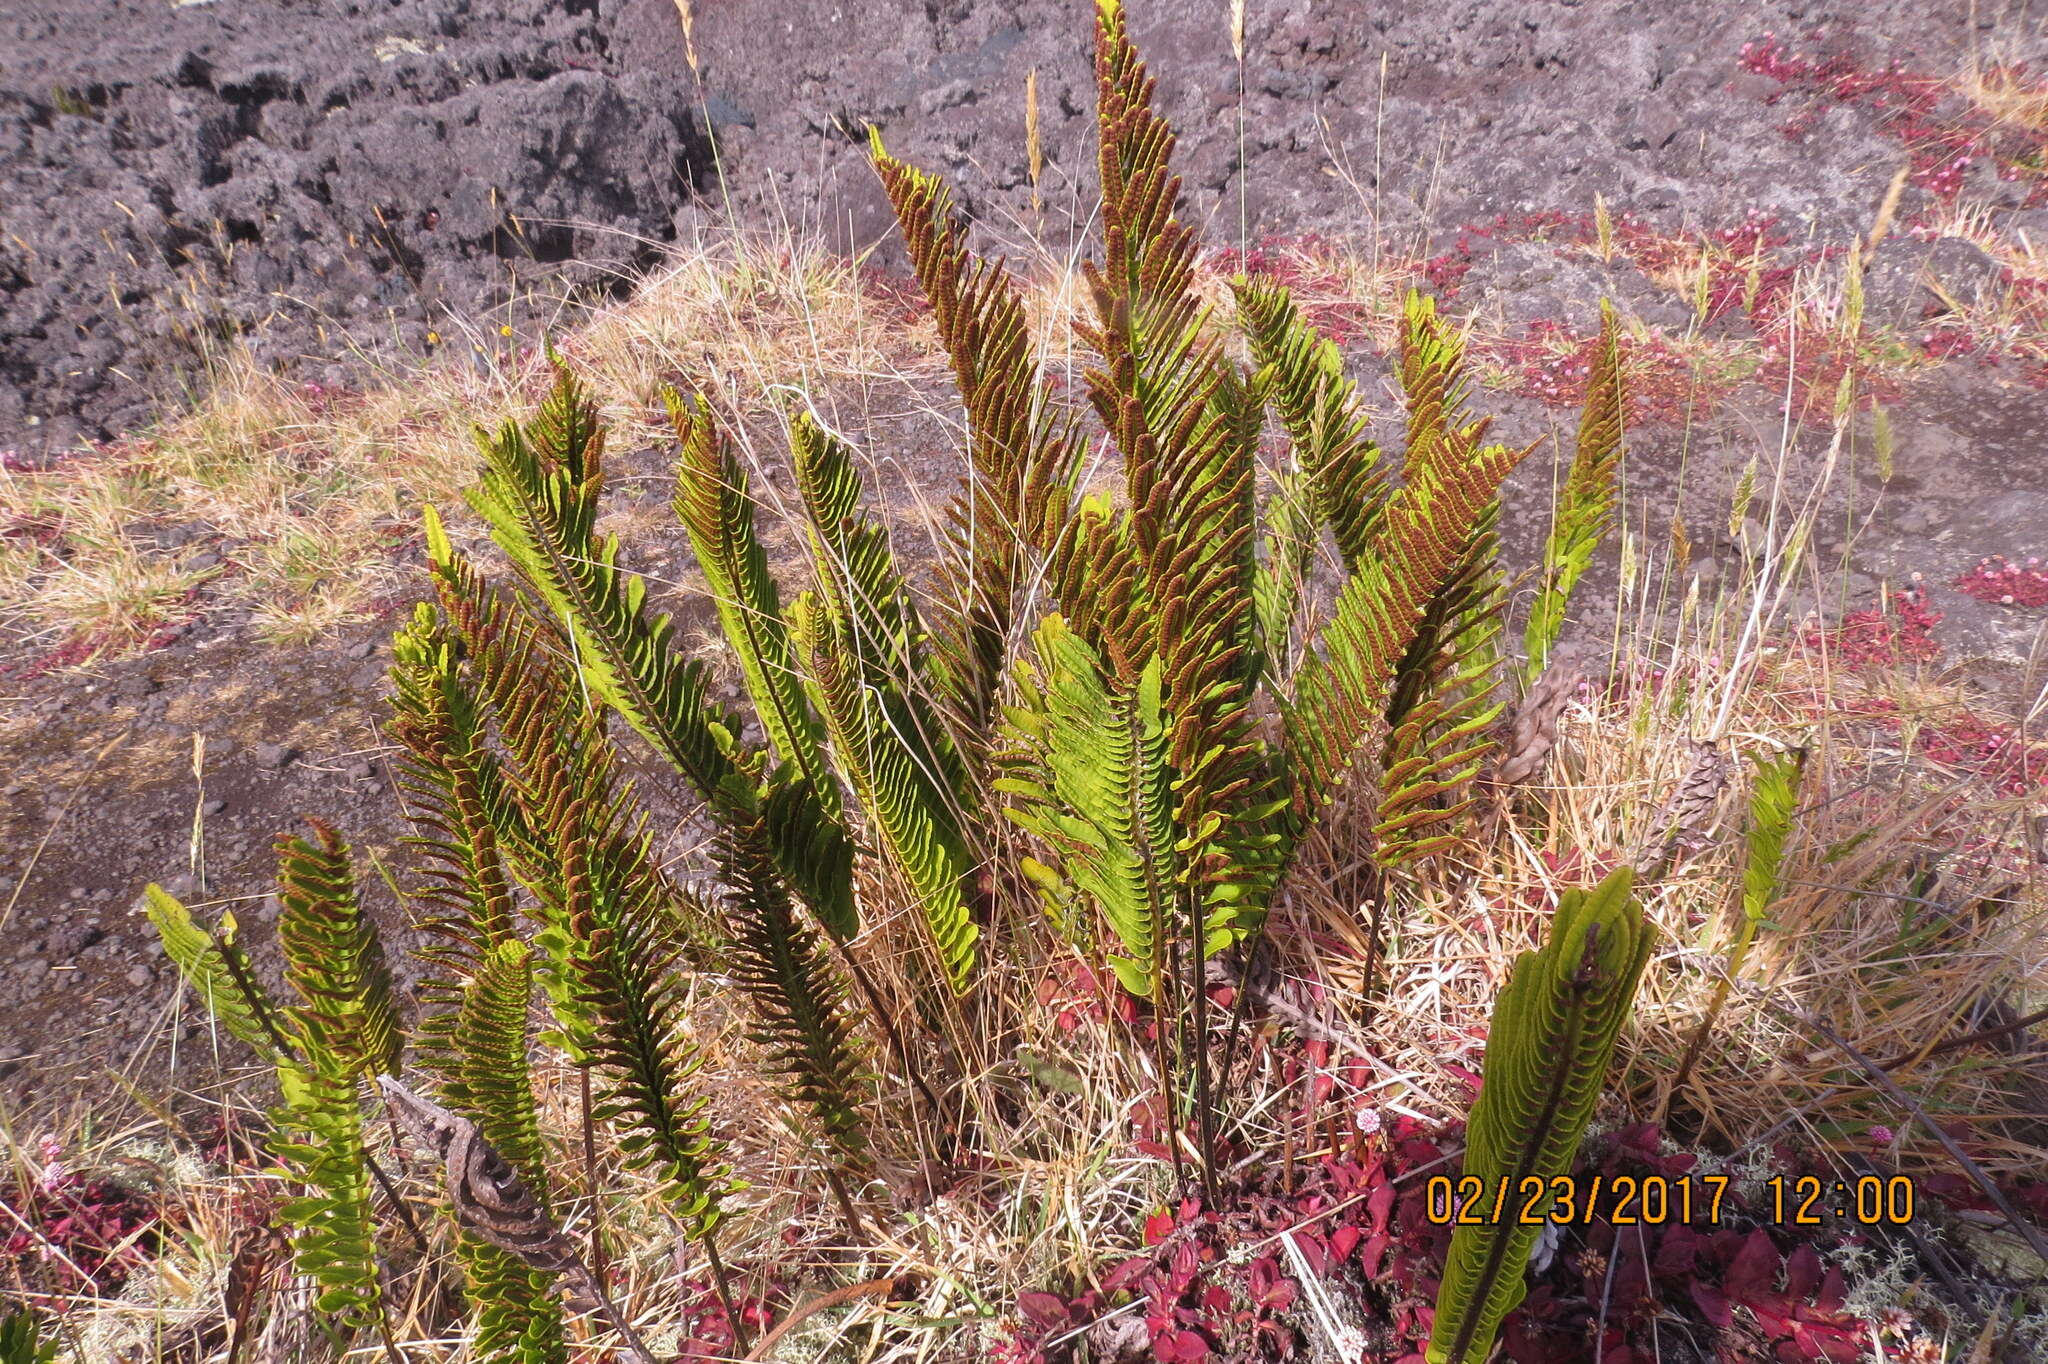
[717,803,868,1170]
[1375,498,1512,869]
[1523,301,1626,681]
[870,136,1078,742]
[423,511,715,979]
[1089,0,1198,316]
[1286,294,1532,820]
[386,601,523,1065]
[1235,277,1386,572]
[275,820,402,1079]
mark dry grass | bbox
[0,228,904,658]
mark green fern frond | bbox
[142,885,285,1059]
[671,393,858,937]
[870,135,1078,741]
[671,391,835,798]
[560,807,734,1239]
[1285,293,1531,820]
[1236,277,1385,570]
[1737,748,1805,953]
[998,616,1175,1000]
[1523,302,1625,681]
[270,1058,384,1329]
[276,823,401,1079]
[792,589,979,992]
[268,824,395,1333]
[789,415,980,990]
[465,363,747,804]
[1429,867,1653,1364]
[441,940,566,1364]
[1252,470,1317,675]
[718,806,869,1167]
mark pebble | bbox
[252,741,298,770]
[346,639,375,659]
[203,798,227,815]
[126,966,154,989]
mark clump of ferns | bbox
[149,2,1649,1359]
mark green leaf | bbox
[142,884,284,1059]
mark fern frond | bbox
[792,589,980,992]
[1523,301,1625,681]
[423,514,716,1053]
[1252,470,1317,675]
[1285,293,1531,820]
[998,616,1175,1000]
[269,824,395,1332]
[1373,517,1509,868]
[870,135,1079,741]
[560,804,734,1239]
[276,823,401,1079]
[1429,867,1653,1364]
[1236,277,1385,570]
[789,416,980,990]
[465,363,746,804]
[142,885,285,1059]
[441,940,565,1364]
[671,393,858,937]
[719,805,869,1167]
[671,392,835,798]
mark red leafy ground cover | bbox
[1953,555,2048,608]
[0,1138,166,1303]
[989,1111,1919,1364]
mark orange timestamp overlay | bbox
[1425,1174,1920,1227]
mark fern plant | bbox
[145,2,1663,1354]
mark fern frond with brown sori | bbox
[557,798,733,1241]
[671,393,857,938]
[276,822,401,1079]
[1236,277,1386,571]
[1524,301,1625,682]
[1375,495,1511,868]
[1285,293,1531,821]
[1089,0,1200,327]
[466,360,748,804]
[870,136,1078,741]
[386,600,521,1067]
[718,801,868,1168]
[1080,0,1280,951]
[422,510,717,1052]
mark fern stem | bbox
[580,1065,611,1289]
[700,1233,751,1356]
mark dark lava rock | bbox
[1862,235,2005,328]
